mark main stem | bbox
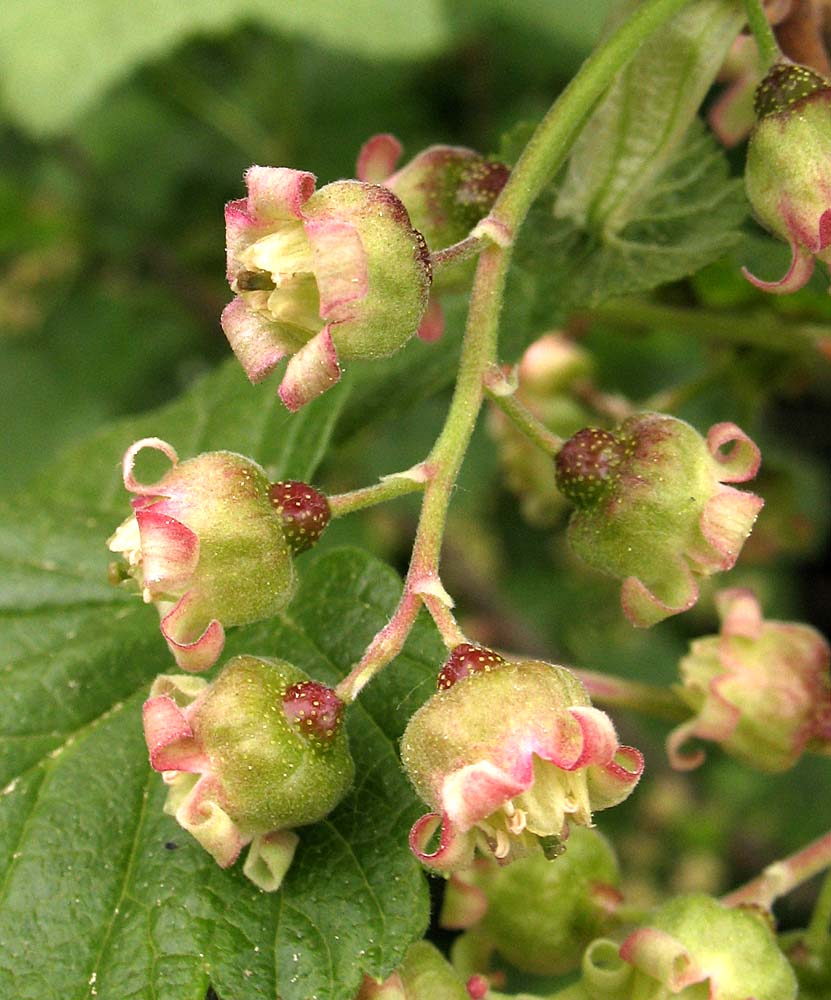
[743,0,781,70]
[335,0,694,704]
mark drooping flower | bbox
[108,437,309,671]
[614,894,797,1000]
[400,650,643,874]
[668,588,831,773]
[743,61,831,294]
[142,656,354,891]
[442,827,621,978]
[554,413,763,628]
[222,166,432,409]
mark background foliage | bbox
[2,1,831,997]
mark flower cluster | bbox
[555,413,763,627]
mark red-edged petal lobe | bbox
[278,326,341,411]
[176,775,247,868]
[304,216,368,321]
[716,587,763,639]
[621,571,699,629]
[742,241,816,294]
[356,133,403,183]
[161,593,225,673]
[698,488,764,571]
[244,165,316,225]
[585,746,644,810]
[134,509,198,599]
[706,423,761,483]
[220,298,289,383]
[122,437,179,495]
[441,759,529,832]
[142,695,208,772]
[409,812,475,874]
[566,707,619,769]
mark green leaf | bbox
[0,541,439,999]
[0,0,451,136]
[502,121,747,355]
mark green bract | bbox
[142,655,354,891]
[555,413,763,627]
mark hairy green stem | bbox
[431,234,488,274]
[327,470,428,518]
[804,867,831,956]
[484,375,565,457]
[743,0,781,69]
[723,830,831,909]
[574,668,690,722]
[336,0,697,704]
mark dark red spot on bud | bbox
[437,643,506,691]
[555,428,624,508]
[283,681,344,744]
[269,480,331,555]
[754,62,831,119]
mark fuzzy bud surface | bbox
[108,438,295,671]
[142,655,354,890]
[555,413,763,627]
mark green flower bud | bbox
[355,941,469,999]
[555,413,763,627]
[142,655,354,891]
[108,438,297,672]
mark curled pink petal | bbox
[142,695,208,772]
[666,718,707,771]
[122,438,178,494]
[715,587,763,639]
[742,241,815,294]
[304,217,368,321]
[620,570,699,629]
[161,593,225,673]
[417,296,445,343]
[356,133,403,183]
[442,760,528,831]
[409,812,475,873]
[220,298,290,383]
[698,488,764,572]
[619,928,706,991]
[278,327,341,412]
[586,746,644,809]
[176,775,247,868]
[706,423,761,482]
[566,706,619,769]
[134,509,199,599]
[243,165,316,224]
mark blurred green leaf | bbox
[0,0,451,136]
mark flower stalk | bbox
[723,829,831,909]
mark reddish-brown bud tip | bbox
[437,643,506,691]
[754,62,831,119]
[554,427,626,508]
[283,681,345,744]
[269,480,331,554]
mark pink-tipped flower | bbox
[142,656,354,891]
[222,166,432,410]
[743,62,831,294]
[668,588,831,773]
[555,413,763,628]
[614,894,797,1000]
[108,438,297,671]
[400,651,643,874]
[442,827,621,977]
